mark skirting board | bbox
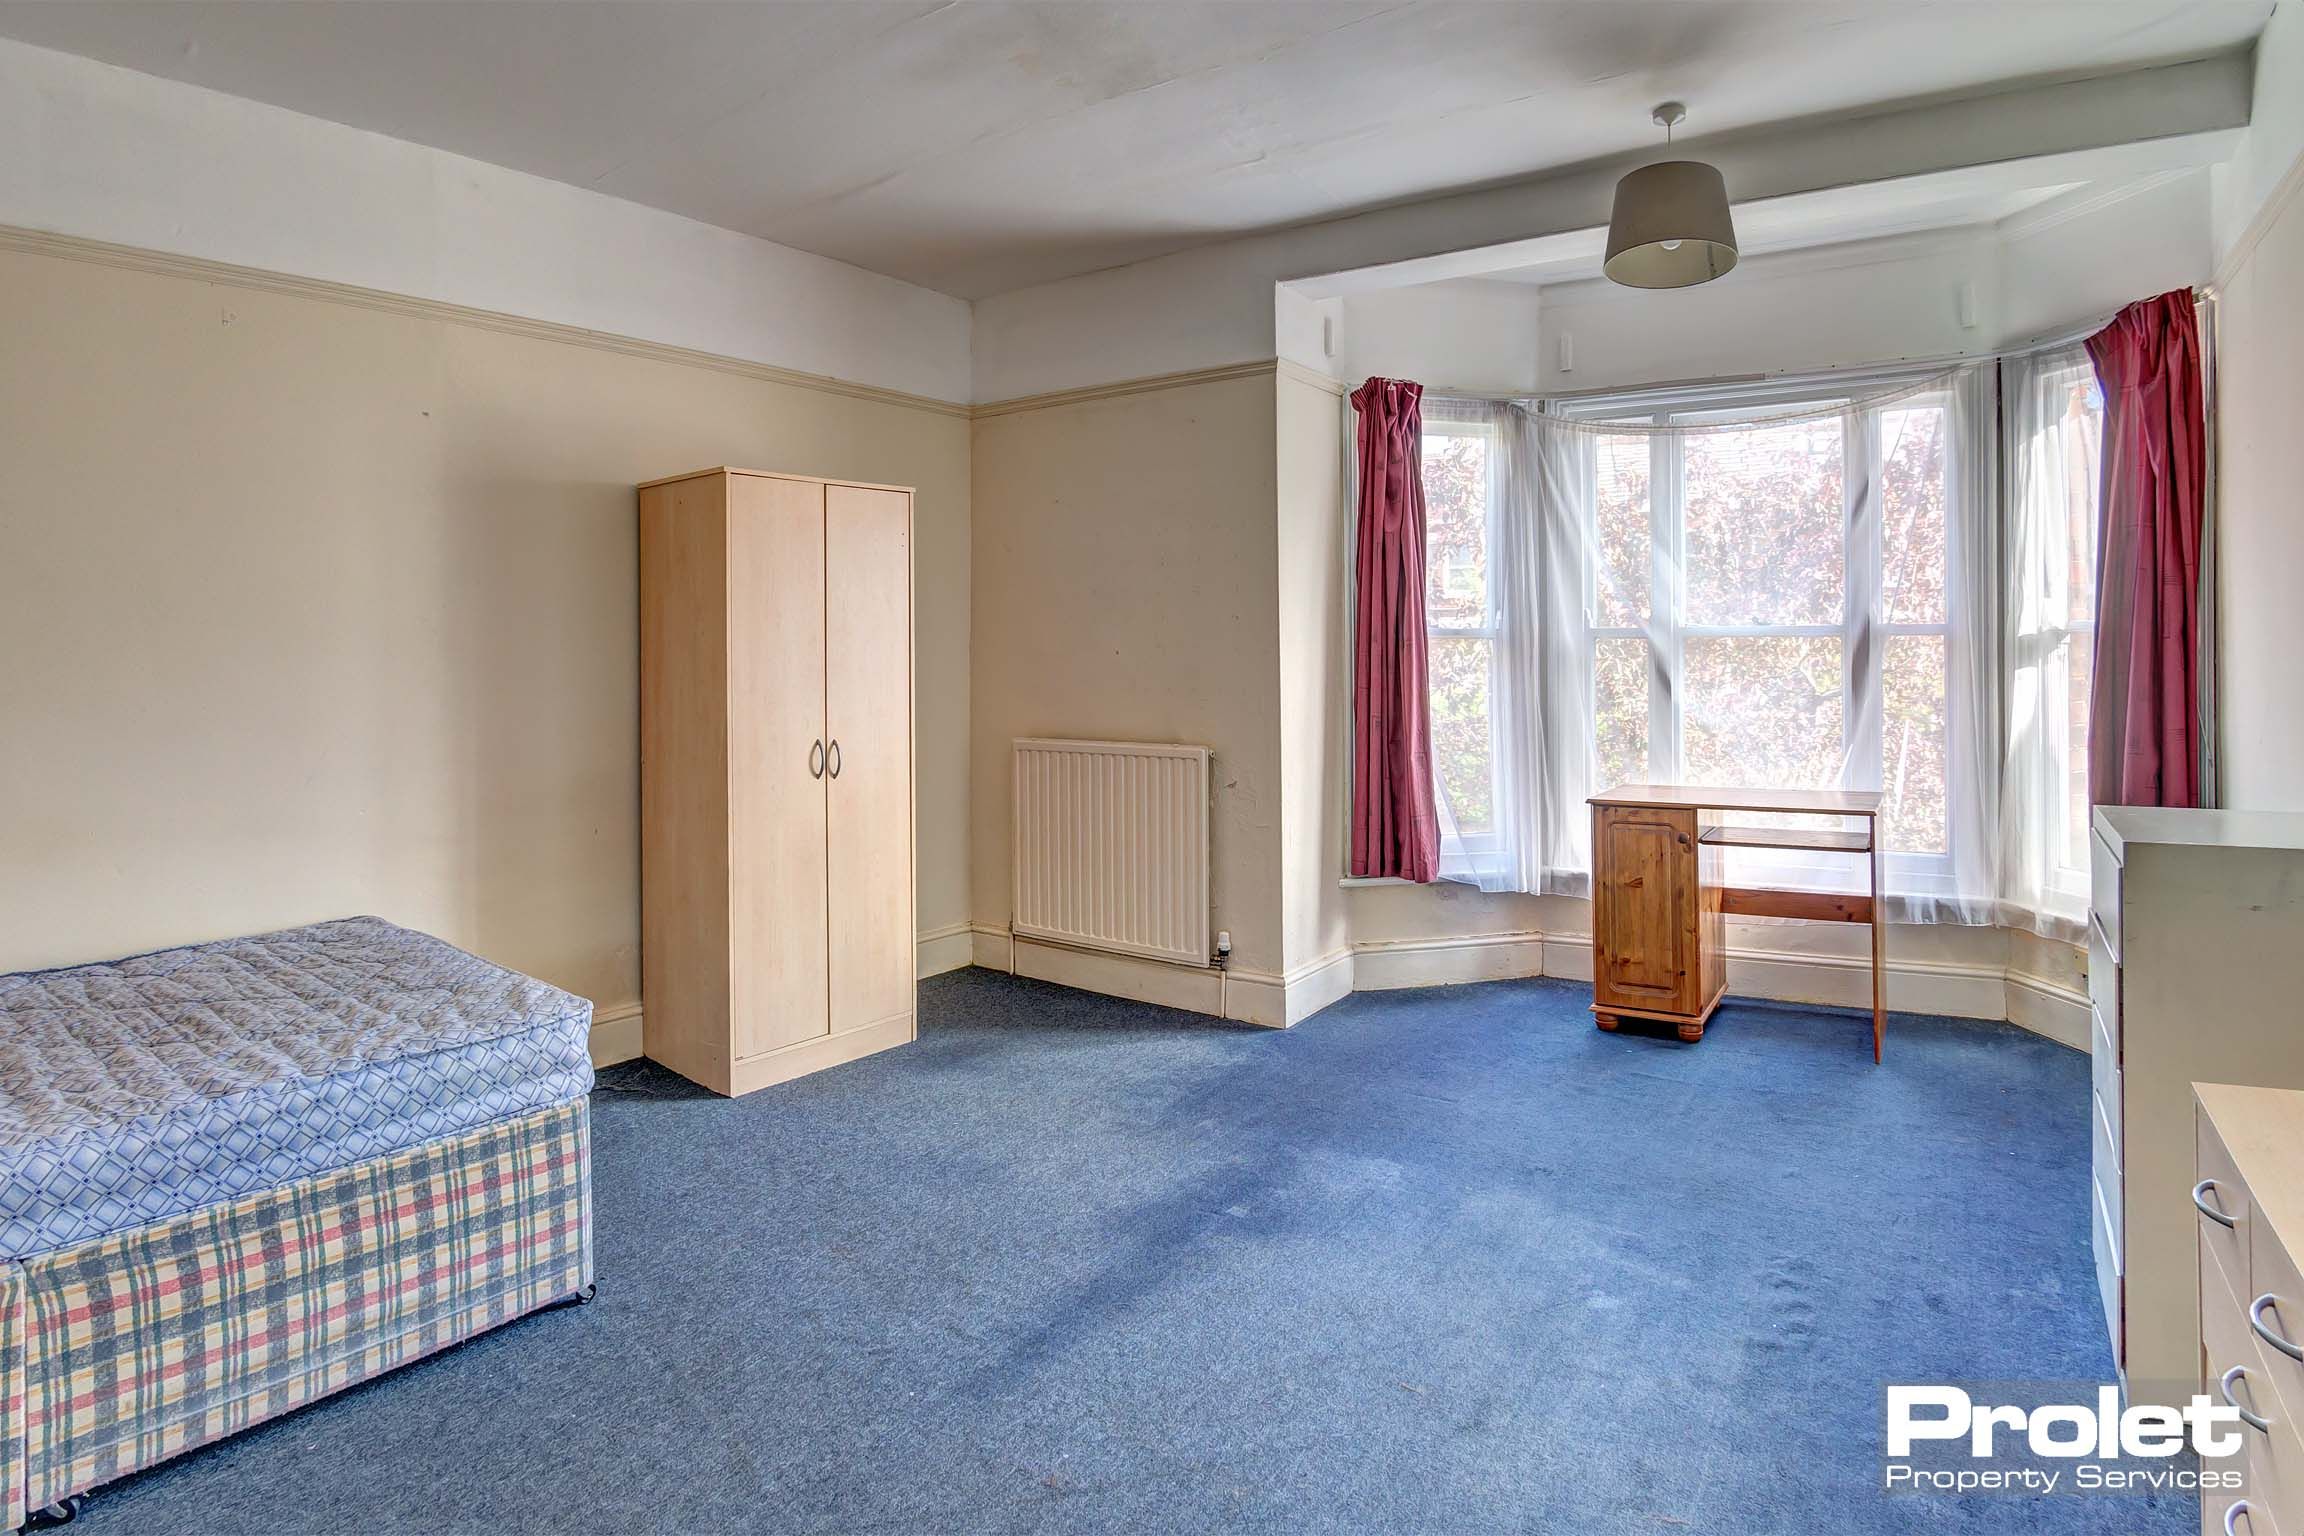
[966,926,1350,1029]
[2004,970,2091,1051]
[916,922,975,979]
[591,926,985,1071]
[936,923,2091,1052]
[1540,934,2087,1049]
[1351,931,1545,991]
[1284,949,1356,1025]
[589,1002,644,1068]
[966,922,2087,1047]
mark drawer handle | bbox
[2221,1364,2274,1432]
[2251,1294,2304,1362]
[2196,1179,2239,1229]
[2227,1500,2257,1536]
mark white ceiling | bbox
[0,1,2269,299]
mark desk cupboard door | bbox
[1593,805,1700,1016]
[825,484,916,1038]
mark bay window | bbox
[1411,360,2099,935]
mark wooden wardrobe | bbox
[639,467,916,1096]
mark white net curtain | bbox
[1417,357,2097,937]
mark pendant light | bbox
[1604,102,1739,289]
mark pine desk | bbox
[1587,784,1886,1061]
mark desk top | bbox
[1590,783,1883,816]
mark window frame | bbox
[1418,417,1505,866]
[2036,359,2105,904]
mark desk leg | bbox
[1870,831,1885,1063]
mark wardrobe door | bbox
[727,474,831,1059]
[824,484,915,1036]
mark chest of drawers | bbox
[2092,808,2304,1405]
[2196,1084,2304,1536]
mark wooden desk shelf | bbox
[1589,785,1886,1060]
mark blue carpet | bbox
[69,970,2182,1534]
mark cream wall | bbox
[2212,0,2304,257]
[1534,230,1997,394]
[2215,2,2304,812]
[1997,171,2215,346]
[0,240,972,1016]
[969,373,1286,995]
[2214,169,2304,810]
[1335,280,1545,396]
[1274,370,1351,1011]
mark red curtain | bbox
[2085,291,2207,809]
[1350,378,1440,882]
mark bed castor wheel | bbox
[27,1493,89,1529]
[540,1281,598,1313]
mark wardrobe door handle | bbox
[827,740,842,779]
[810,741,825,779]
[2196,1179,2238,1229]
[2228,1499,2258,1535]
[2222,1364,2274,1433]
[2252,1294,2304,1362]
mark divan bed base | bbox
[3,1097,592,1528]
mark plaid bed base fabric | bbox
[2,1262,21,1531]
[6,1097,590,1517]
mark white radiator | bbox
[1011,738,1212,967]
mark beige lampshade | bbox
[1604,159,1739,289]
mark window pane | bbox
[1880,405,1946,624]
[2054,372,2101,876]
[1594,637,1650,791]
[1883,633,1948,854]
[1682,636,1844,789]
[1683,419,1844,625]
[1430,635,1495,837]
[2063,380,2103,623]
[1422,431,1489,628]
[1595,434,1651,628]
[2066,632,2095,872]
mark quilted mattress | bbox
[0,916,594,1261]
